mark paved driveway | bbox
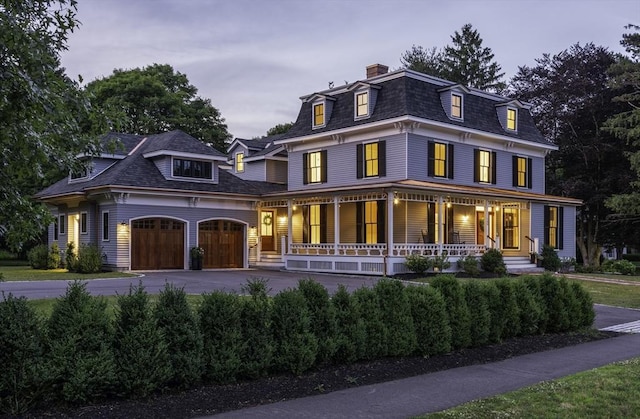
[0,269,382,300]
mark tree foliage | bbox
[401,23,506,92]
[266,122,293,136]
[510,43,633,267]
[0,0,103,250]
[85,63,232,151]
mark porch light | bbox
[446,202,451,208]
[120,220,128,226]
[462,215,469,222]
[292,205,297,211]
[393,197,399,205]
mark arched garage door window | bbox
[198,220,244,268]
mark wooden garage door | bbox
[131,218,184,270]
[198,220,244,268]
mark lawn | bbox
[0,265,137,281]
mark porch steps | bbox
[503,256,543,274]
[253,253,285,270]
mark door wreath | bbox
[262,213,273,226]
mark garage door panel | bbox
[199,220,243,268]
[132,218,184,270]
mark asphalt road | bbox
[0,269,381,300]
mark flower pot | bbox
[191,257,202,270]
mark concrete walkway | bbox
[207,304,640,419]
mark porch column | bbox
[484,201,490,249]
[438,196,444,254]
[287,200,293,254]
[334,196,340,255]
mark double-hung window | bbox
[303,150,327,184]
[451,93,463,119]
[428,141,454,179]
[474,149,497,184]
[58,214,66,235]
[80,212,88,234]
[355,91,369,118]
[102,211,109,241]
[513,156,532,188]
[313,103,325,128]
[357,141,386,178]
[235,152,244,173]
[507,108,517,131]
[544,206,564,249]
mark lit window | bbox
[308,151,322,183]
[507,108,517,130]
[503,208,520,249]
[434,143,447,177]
[236,152,244,173]
[80,212,87,234]
[313,103,325,127]
[365,201,378,244]
[451,93,462,119]
[356,91,369,117]
[102,211,109,241]
[548,206,558,248]
[310,204,321,244]
[479,150,490,183]
[364,142,378,177]
[173,158,212,179]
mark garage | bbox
[198,220,244,268]
[131,218,185,270]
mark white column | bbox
[334,196,340,255]
[484,201,490,248]
[387,192,395,263]
[438,196,444,254]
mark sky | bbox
[60,0,639,140]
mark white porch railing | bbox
[393,243,486,256]
[289,243,387,256]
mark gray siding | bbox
[559,206,577,258]
[152,156,172,178]
[266,160,287,184]
[239,160,266,181]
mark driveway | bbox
[0,269,382,300]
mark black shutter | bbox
[321,150,328,183]
[320,204,327,243]
[302,152,309,185]
[447,143,454,179]
[473,149,480,183]
[427,203,436,243]
[356,202,363,243]
[377,200,385,244]
[527,158,533,189]
[378,141,386,177]
[356,144,363,179]
[302,205,309,243]
[491,151,497,185]
[512,156,518,187]
[558,207,564,250]
[428,141,435,177]
[543,205,550,246]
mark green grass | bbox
[421,357,640,418]
[567,279,640,309]
[573,272,640,282]
[0,265,137,281]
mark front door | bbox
[261,211,275,251]
[476,210,494,245]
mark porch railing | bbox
[289,243,486,257]
[393,243,486,256]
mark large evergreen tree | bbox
[510,43,633,267]
[85,64,232,151]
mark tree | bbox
[85,64,232,151]
[510,43,633,267]
[605,25,640,215]
[266,122,293,136]
[400,24,506,92]
[0,0,103,251]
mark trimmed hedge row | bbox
[0,274,594,414]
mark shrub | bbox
[271,289,318,375]
[65,242,77,272]
[239,281,274,379]
[512,279,543,336]
[199,291,243,383]
[536,273,571,333]
[113,284,171,397]
[352,286,388,359]
[622,253,640,262]
[49,243,61,269]
[457,254,480,277]
[405,254,432,275]
[154,283,203,388]
[298,278,337,364]
[241,276,272,296]
[613,259,637,275]
[47,281,117,403]
[405,285,451,356]
[570,281,595,328]
[27,244,49,270]
[480,248,506,275]
[492,279,520,340]
[75,244,103,274]
[432,252,451,272]
[0,295,49,414]
[463,281,491,347]
[429,274,471,349]
[331,284,366,363]
[540,245,561,272]
[374,279,416,357]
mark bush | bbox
[65,242,77,272]
[405,254,432,275]
[113,284,171,397]
[27,244,49,270]
[520,276,548,334]
[433,252,451,272]
[75,244,103,273]
[199,291,243,383]
[492,279,520,340]
[622,253,640,262]
[331,284,366,363]
[271,289,318,375]
[536,273,571,333]
[613,259,637,275]
[457,254,480,277]
[463,281,491,347]
[480,248,506,275]
[154,283,203,388]
[405,285,451,356]
[540,245,561,272]
[570,282,595,328]
[49,243,61,269]
[298,278,337,364]
[429,274,471,349]
[374,279,416,357]
[352,286,388,359]
[0,295,49,414]
[47,281,117,403]
[239,280,274,379]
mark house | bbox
[36,64,581,274]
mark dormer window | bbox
[507,108,517,131]
[451,93,463,119]
[172,158,212,180]
[355,91,369,118]
[235,152,244,173]
[313,102,325,128]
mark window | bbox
[513,156,532,188]
[59,214,66,235]
[474,149,496,184]
[545,206,564,249]
[355,91,369,118]
[172,158,212,180]
[70,167,90,180]
[356,201,385,244]
[54,219,58,240]
[235,152,244,173]
[428,141,454,179]
[80,212,87,234]
[357,141,386,178]
[365,201,378,244]
[451,93,463,119]
[503,208,520,249]
[102,211,109,241]
[303,150,327,184]
[313,103,325,127]
[310,204,321,244]
[507,108,517,131]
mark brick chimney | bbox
[366,63,388,79]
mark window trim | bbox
[80,212,88,235]
[507,107,518,131]
[171,157,213,180]
[428,141,454,179]
[312,102,325,128]
[451,93,463,120]
[474,149,497,184]
[303,150,327,184]
[102,211,110,242]
[357,141,386,179]
[235,152,244,173]
[58,214,66,235]
[512,156,533,189]
[502,207,520,250]
[354,90,370,119]
[544,205,564,250]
